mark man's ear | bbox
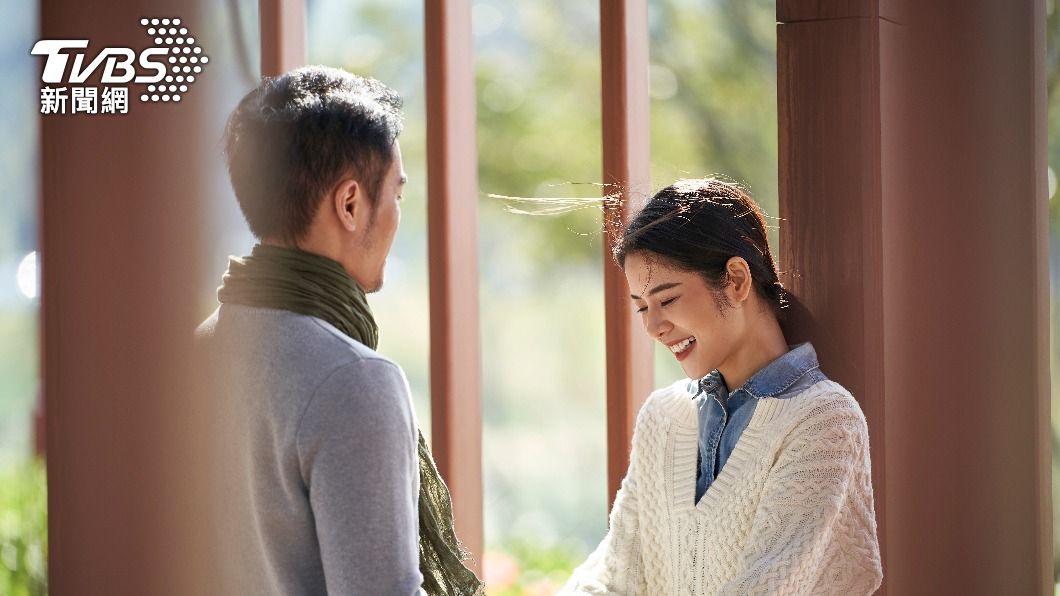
[331,178,361,233]
[725,256,753,304]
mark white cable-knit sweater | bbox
[561,379,883,595]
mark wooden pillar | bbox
[424,0,484,571]
[776,2,889,586]
[599,0,655,510]
[40,1,214,593]
[778,0,1051,593]
[259,0,305,78]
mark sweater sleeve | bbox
[719,396,883,596]
[559,413,648,595]
[297,358,424,595]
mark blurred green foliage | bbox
[0,459,46,596]
[483,540,582,595]
[0,1,43,591]
[0,311,37,460]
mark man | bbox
[197,66,482,595]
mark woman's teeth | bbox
[670,337,696,354]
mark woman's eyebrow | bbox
[630,282,682,300]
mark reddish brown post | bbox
[776,2,888,587]
[424,0,484,572]
[40,1,214,593]
[600,0,654,510]
[259,0,305,78]
[778,0,1051,593]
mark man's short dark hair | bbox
[222,66,404,243]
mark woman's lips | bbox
[668,337,697,362]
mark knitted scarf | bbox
[217,243,485,596]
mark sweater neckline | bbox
[656,382,792,514]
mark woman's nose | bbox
[644,311,672,339]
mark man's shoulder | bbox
[198,304,405,389]
[302,316,384,362]
[204,303,384,354]
[195,307,220,339]
[299,317,408,387]
[297,340,413,444]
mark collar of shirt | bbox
[688,341,822,401]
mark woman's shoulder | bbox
[792,379,862,413]
[789,378,856,404]
[635,378,699,428]
[778,379,870,439]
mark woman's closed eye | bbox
[635,296,679,313]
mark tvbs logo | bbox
[31,17,209,114]
[32,39,169,84]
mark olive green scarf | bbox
[218,243,485,596]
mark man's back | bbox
[197,304,422,595]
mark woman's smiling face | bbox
[624,251,744,380]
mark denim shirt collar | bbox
[690,342,822,400]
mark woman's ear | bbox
[331,178,360,233]
[725,256,753,305]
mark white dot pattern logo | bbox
[139,17,208,104]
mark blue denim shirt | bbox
[691,342,828,504]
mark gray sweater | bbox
[197,304,424,595]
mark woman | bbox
[561,178,882,595]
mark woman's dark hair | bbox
[222,65,404,243]
[613,178,787,317]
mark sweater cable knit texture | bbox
[561,379,883,595]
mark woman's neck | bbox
[717,313,789,392]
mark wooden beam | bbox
[424,0,484,573]
[599,0,654,511]
[259,0,305,78]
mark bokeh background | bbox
[0,1,1057,595]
